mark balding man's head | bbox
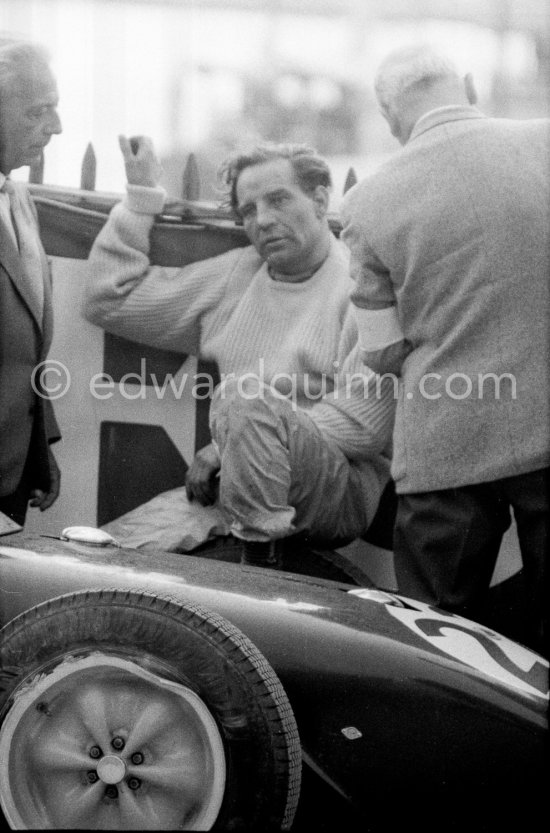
[374,45,477,145]
[0,38,51,96]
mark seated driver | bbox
[84,137,395,566]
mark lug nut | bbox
[127,776,141,791]
[105,785,119,799]
[89,745,103,759]
[86,770,99,784]
[111,736,125,751]
[131,752,144,765]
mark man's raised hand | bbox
[118,134,163,188]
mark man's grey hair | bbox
[375,44,461,111]
[0,37,51,96]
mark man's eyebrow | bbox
[238,186,292,212]
[267,187,291,198]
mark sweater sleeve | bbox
[83,186,241,354]
[307,309,396,461]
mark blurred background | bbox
[1,0,549,206]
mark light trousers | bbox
[209,376,372,545]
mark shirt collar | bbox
[413,105,474,133]
[0,172,7,191]
[409,104,484,142]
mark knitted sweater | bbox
[84,187,396,487]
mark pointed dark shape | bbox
[343,167,358,194]
[81,142,97,191]
[182,153,201,201]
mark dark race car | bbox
[0,528,547,832]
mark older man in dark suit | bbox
[341,44,550,655]
[0,39,62,527]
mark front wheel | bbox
[0,590,301,830]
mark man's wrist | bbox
[353,305,405,351]
[124,183,167,215]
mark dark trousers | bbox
[394,467,549,657]
[0,480,30,528]
[0,446,35,528]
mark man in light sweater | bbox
[341,45,550,654]
[84,137,395,566]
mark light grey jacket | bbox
[341,107,550,493]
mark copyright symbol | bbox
[31,360,71,400]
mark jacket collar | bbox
[409,105,485,142]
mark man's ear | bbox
[380,104,403,142]
[464,73,478,105]
[312,185,329,217]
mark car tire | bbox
[0,589,301,831]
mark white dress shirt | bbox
[0,171,18,247]
[0,172,44,320]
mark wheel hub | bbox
[96,755,126,785]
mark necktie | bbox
[1,178,44,322]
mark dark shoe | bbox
[241,540,281,568]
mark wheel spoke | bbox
[137,755,203,794]
[124,700,181,752]
[73,684,113,749]
[28,732,92,772]
[35,776,104,828]
[118,786,172,829]
[62,783,105,828]
[120,784,205,830]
